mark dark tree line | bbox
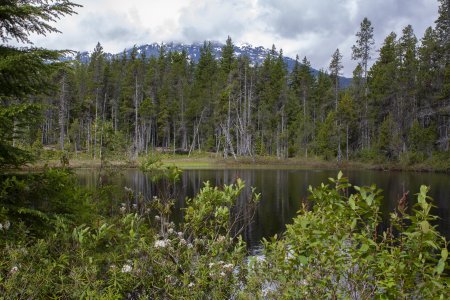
[3,0,449,165]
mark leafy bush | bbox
[241,172,449,298]
[356,148,381,163]
[0,168,258,298]
[399,151,426,166]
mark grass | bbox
[19,149,450,173]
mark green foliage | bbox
[140,154,182,183]
[377,114,402,160]
[409,120,437,155]
[241,173,449,299]
[0,168,253,298]
[0,104,41,169]
[315,112,337,160]
[0,0,81,44]
[0,169,93,239]
[0,1,81,170]
[184,178,260,239]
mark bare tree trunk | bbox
[222,93,237,159]
[189,108,206,157]
[346,124,349,160]
[94,88,99,159]
[181,93,187,149]
[134,76,139,158]
[59,72,67,151]
[337,122,342,163]
[100,92,107,161]
[87,119,91,155]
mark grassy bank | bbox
[20,150,450,173]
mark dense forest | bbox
[5,0,445,167]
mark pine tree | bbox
[352,17,375,82]
[337,93,357,160]
[329,48,343,111]
[398,25,418,150]
[87,42,106,158]
[352,17,375,149]
[369,33,398,125]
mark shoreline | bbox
[16,154,449,173]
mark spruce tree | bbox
[329,48,343,111]
[0,0,80,168]
[352,17,375,149]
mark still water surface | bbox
[77,168,450,248]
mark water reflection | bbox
[77,168,450,248]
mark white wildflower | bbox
[179,238,187,246]
[154,215,161,221]
[132,203,137,209]
[220,271,226,277]
[208,262,215,268]
[9,266,18,275]
[121,264,132,273]
[188,282,195,288]
[168,228,174,235]
[187,243,193,249]
[119,206,126,214]
[124,187,133,193]
[223,263,234,272]
[154,239,170,249]
[177,231,183,237]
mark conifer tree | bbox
[0,0,80,168]
[329,48,343,111]
[352,17,375,149]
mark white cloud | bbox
[17,0,440,76]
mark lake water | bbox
[77,168,450,248]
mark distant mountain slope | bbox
[69,42,352,87]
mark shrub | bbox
[241,172,449,298]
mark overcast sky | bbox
[25,0,439,76]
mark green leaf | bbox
[349,195,356,210]
[425,240,439,250]
[420,185,428,195]
[365,194,374,206]
[299,255,308,265]
[420,221,430,233]
[337,171,343,180]
[351,218,357,230]
[441,248,448,261]
[360,244,369,253]
[436,259,445,275]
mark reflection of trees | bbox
[228,170,259,245]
